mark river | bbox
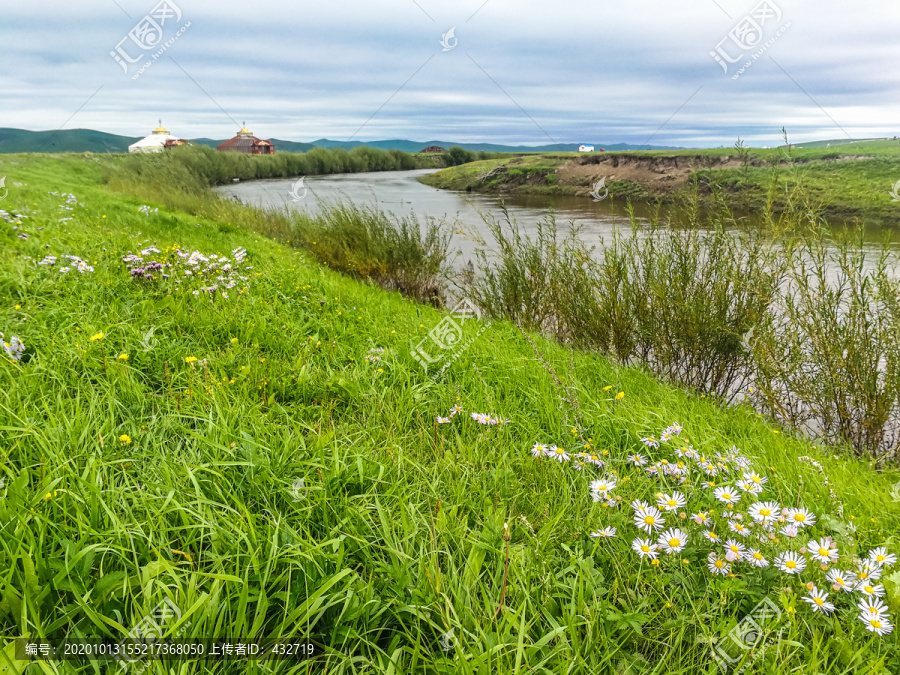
[214,169,662,264]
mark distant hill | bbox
[0,128,140,153]
[0,127,682,154]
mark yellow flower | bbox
[231,338,238,344]
[259,358,265,363]
[14,305,20,310]
[185,356,197,364]
[603,385,612,391]
[89,332,104,341]
[119,434,131,444]
[118,354,128,361]
[615,392,625,400]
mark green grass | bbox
[0,154,898,673]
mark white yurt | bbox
[128,122,185,153]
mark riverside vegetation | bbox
[419,135,900,224]
[0,149,898,674]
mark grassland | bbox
[419,140,900,224]
[0,153,898,673]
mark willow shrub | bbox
[751,225,900,463]
[289,203,452,306]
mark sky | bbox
[1,0,898,148]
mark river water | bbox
[214,169,662,264]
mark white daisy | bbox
[728,521,751,537]
[703,530,721,543]
[634,507,666,533]
[855,565,882,582]
[630,500,650,514]
[856,582,886,598]
[785,507,816,528]
[590,526,616,538]
[590,477,617,497]
[807,537,839,564]
[548,446,570,463]
[776,551,807,575]
[748,501,781,524]
[802,586,835,615]
[858,614,894,636]
[657,528,688,554]
[738,480,763,495]
[628,454,648,467]
[857,597,890,621]
[640,436,660,449]
[867,547,898,569]
[724,539,746,562]
[657,492,687,512]
[742,471,768,488]
[692,511,711,526]
[713,486,741,505]
[826,569,852,592]
[437,416,451,424]
[746,549,769,568]
[707,552,730,576]
[632,537,659,560]
[530,443,547,458]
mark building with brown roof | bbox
[216,125,275,155]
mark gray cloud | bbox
[1,0,898,146]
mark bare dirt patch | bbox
[557,155,754,195]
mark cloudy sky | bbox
[2,0,898,147]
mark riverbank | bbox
[418,140,900,224]
[1,154,898,673]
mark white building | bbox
[578,144,594,152]
[128,123,185,153]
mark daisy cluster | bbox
[121,245,251,298]
[365,348,385,363]
[531,441,607,474]
[37,254,95,274]
[1,333,25,361]
[435,405,508,425]
[1,209,27,224]
[548,424,897,637]
[138,205,158,216]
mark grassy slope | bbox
[0,154,898,674]
[419,142,900,223]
